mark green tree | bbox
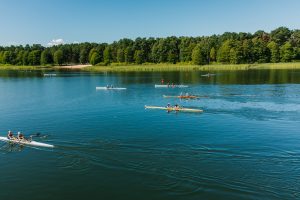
[210,47,216,62]
[166,37,179,64]
[217,40,232,63]
[28,50,41,65]
[22,51,29,65]
[0,51,3,63]
[15,50,24,65]
[290,30,300,47]
[54,50,64,65]
[40,49,53,65]
[270,27,291,46]
[242,39,254,63]
[117,49,125,63]
[90,52,101,65]
[267,41,280,63]
[2,51,13,64]
[192,44,206,65]
[280,42,294,62]
[134,50,144,64]
[295,47,300,60]
[179,37,195,62]
[124,47,133,63]
[252,38,270,63]
[88,48,97,63]
[103,46,112,64]
[79,48,89,64]
[229,48,240,64]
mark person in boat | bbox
[174,104,180,111]
[106,85,110,89]
[17,132,25,140]
[7,130,14,140]
[161,79,164,84]
[167,103,171,108]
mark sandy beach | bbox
[58,64,91,69]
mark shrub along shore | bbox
[1,62,300,72]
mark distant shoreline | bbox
[1,62,300,72]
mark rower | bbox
[106,85,110,88]
[7,130,14,139]
[161,79,164,84]
[17,132,25,140]
[167,103,171,108]
[174,104,180,111]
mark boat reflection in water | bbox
[0,142,25,153]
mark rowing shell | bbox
[155,84,188,88]
[44,74,57,77]
[145,105,203,112]
[201,73,216,77]
[163,95,199,99]
[96,87,127,90]
[0,136,54,148]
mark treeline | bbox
[0,27,300,66]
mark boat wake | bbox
[51,140,300,199]
[199,99,300,113]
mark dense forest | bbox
[0,27,299,66]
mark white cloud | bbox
[47,38,64,46]
[72,41,80,44]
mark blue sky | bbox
[0,0,299,46]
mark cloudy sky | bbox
[0,0,299,46]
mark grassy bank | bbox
[81,62,300,72]
[0,65,53,71]
[1,62,300,72]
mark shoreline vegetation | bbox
[1,62,300,72]
[0,27,300,71]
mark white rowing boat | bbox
[0,136,54,148]
[96,87,127,90]
[163,95,199,99]
[201,73,216,77]
[145,105,203,112]
[155,84,188,88]
[44,73,57,77]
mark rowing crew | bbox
[7,130,27,141]
[160,79,177,87]
[180,92,190,97]
[167,103,180,111]
[106,85,114,89]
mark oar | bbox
[29,132,41,137]
[28,133,42,141]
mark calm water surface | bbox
[0,70,299,200]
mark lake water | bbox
[0,69,299,200]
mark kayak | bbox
[0,136,54,148]
[96,87,127,90]
[163,95,199,99]
[155,84,188,88]
[145,105,203,112]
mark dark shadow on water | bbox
[1,69,300,85]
